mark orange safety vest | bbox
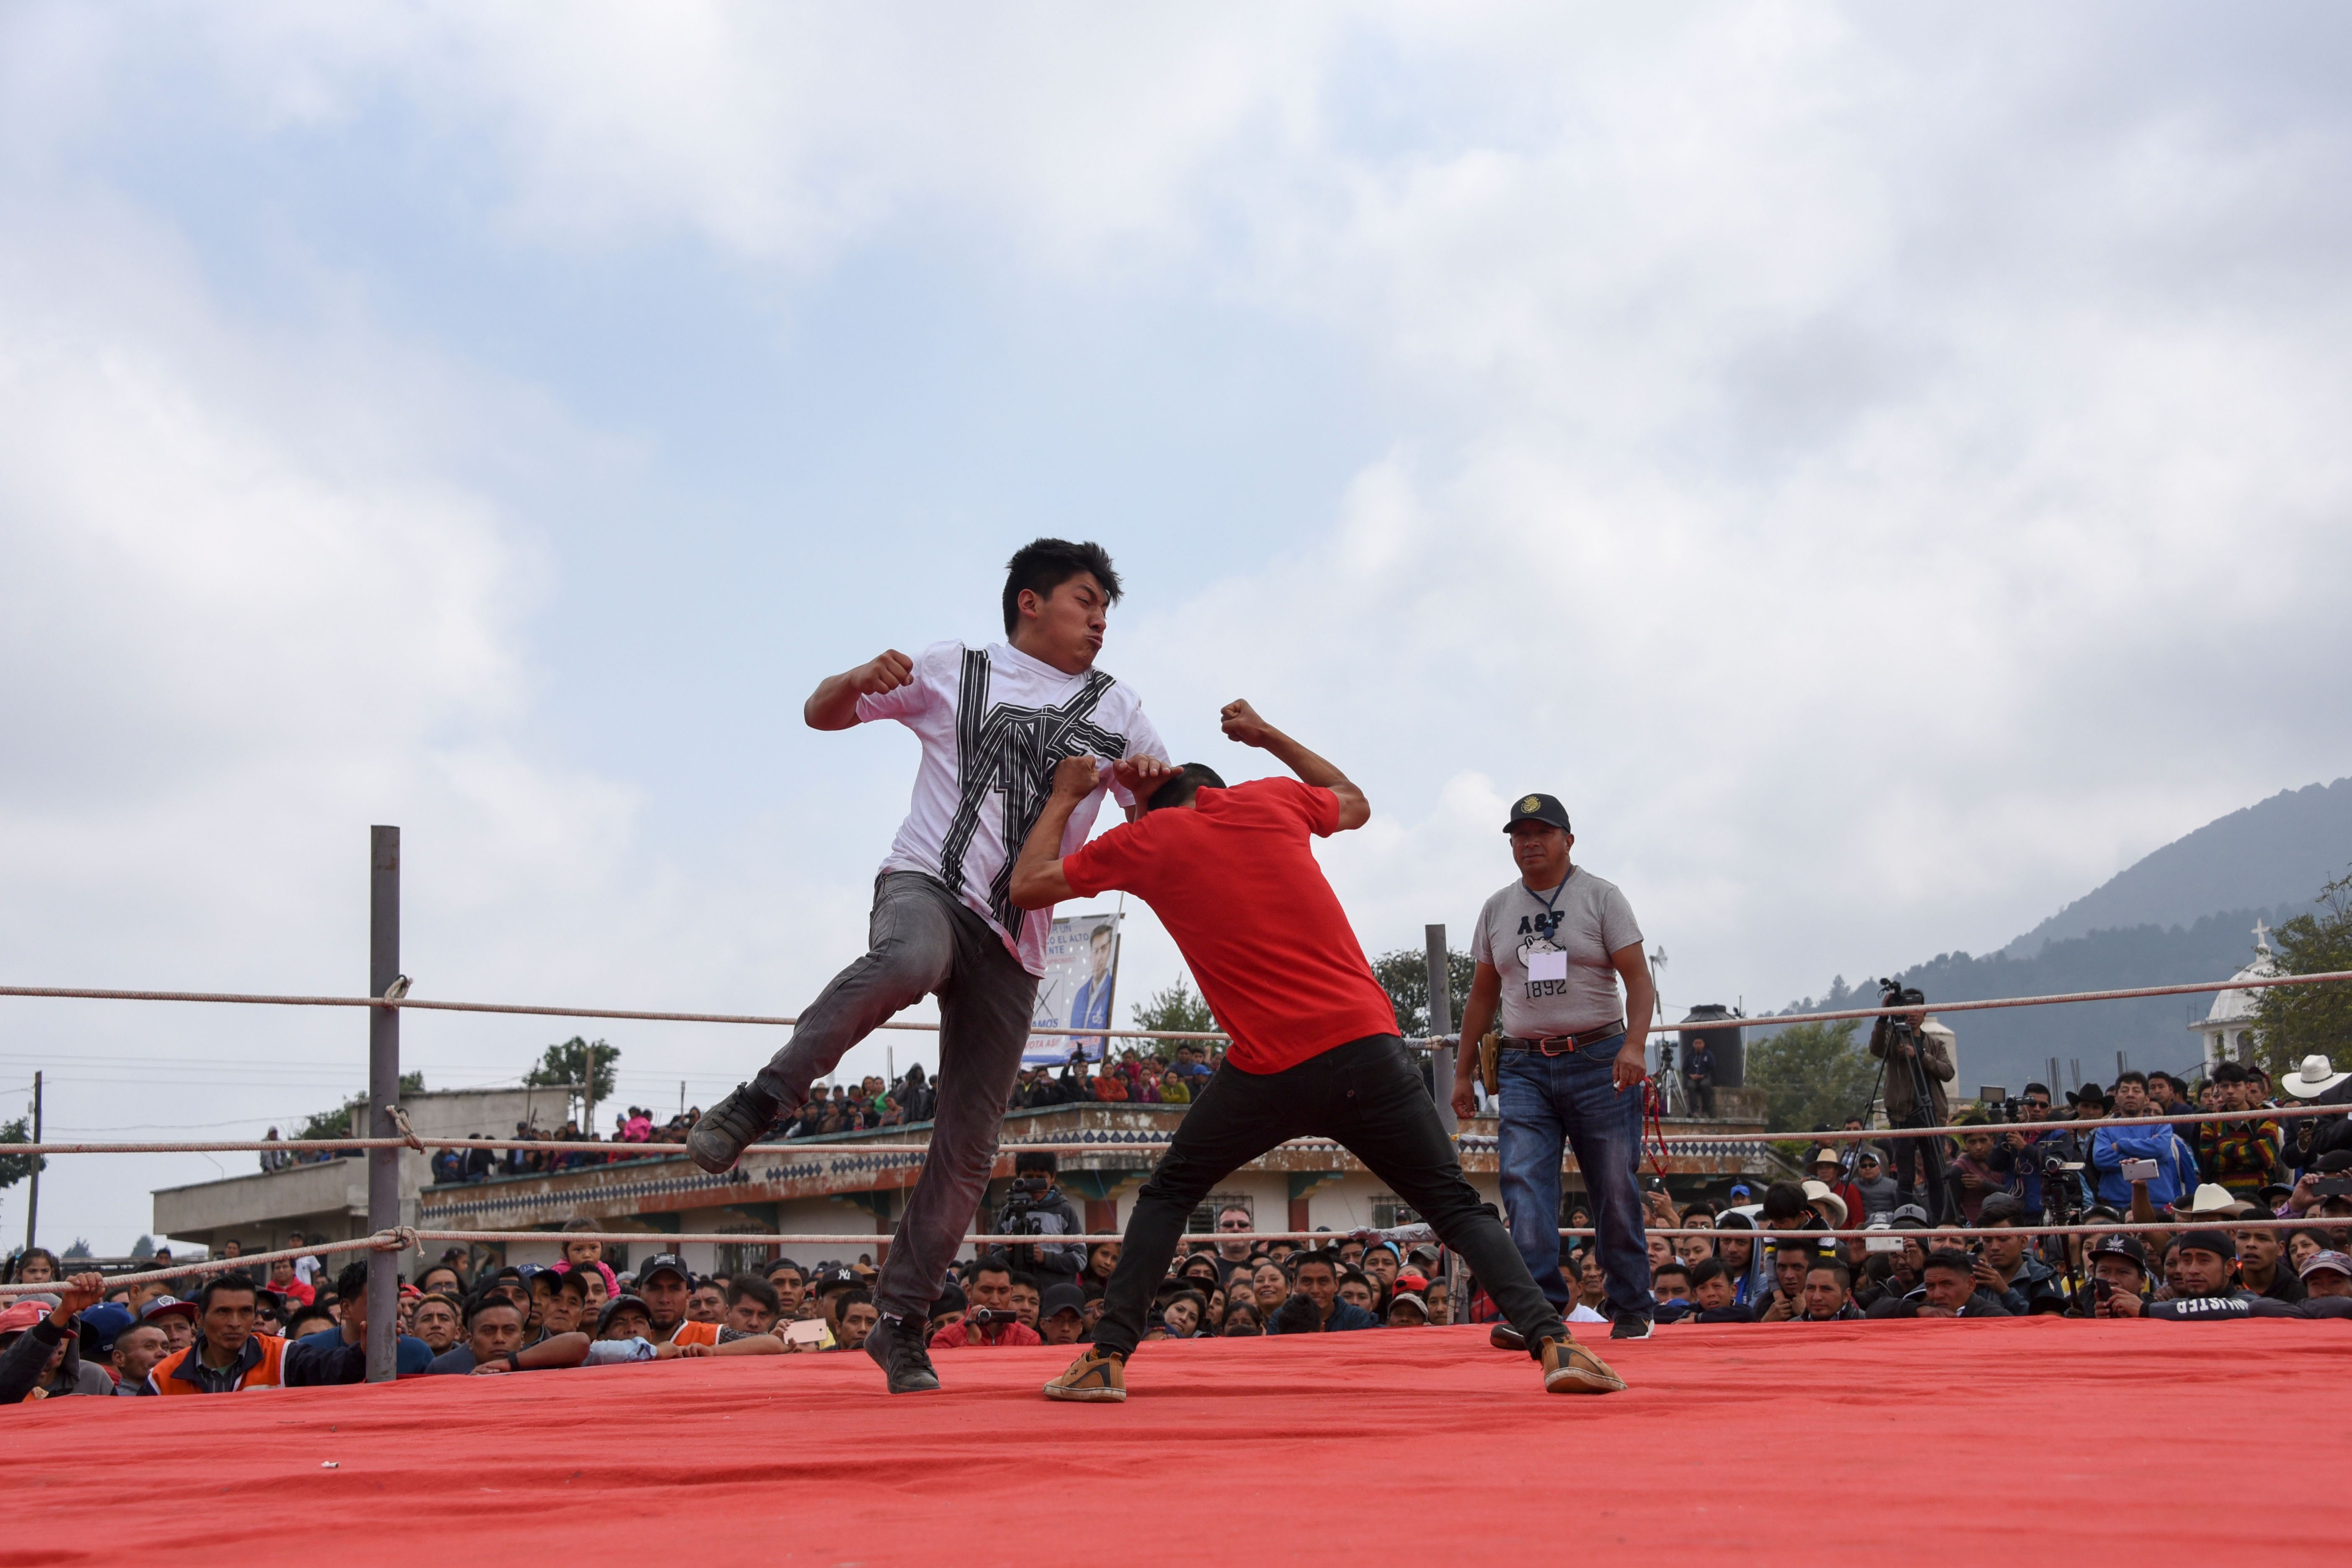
[663,1318,719,1349]
[151,1333,287,1394]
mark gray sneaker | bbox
[686,1082,774,1174]
[864,1311,941,1394]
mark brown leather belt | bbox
[1498,1020,1628,1055]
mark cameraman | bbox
[993,1151,1085,1287]
[1867,991,1953,1224]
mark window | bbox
[1371,1195,1421,1229]
[1190,1193,1253,1233]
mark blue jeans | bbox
[1497,1035,1656,1322]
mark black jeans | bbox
[1092,1034,1569,1360]
[1889,1117,1948,1225]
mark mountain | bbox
[1760,776,2352,1097]
[2000,778,2352,956]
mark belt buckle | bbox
[1539,1035,1574,1057]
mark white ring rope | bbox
[3,1102,2337,1158]
[3,967,2346,1040]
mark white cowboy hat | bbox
[1800,1179,1850,1229]
[2169,1182,2245,1218]
[2282,1055,2349,1098]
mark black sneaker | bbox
[687,1082,775,1174]
[1609,1316,1654,1340]
[863,1312,941,1394]
[1488,1322,1526,1352]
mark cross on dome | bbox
[2253,918,2273,953]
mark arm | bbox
[1608,943,1653,1093]
[1008,754,1100,910]
[802,649,915,731]
[1450,963,1504,1119]
[1218,700,1368,829]
[473,1332,593,1372]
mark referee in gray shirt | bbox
[1450,793,1659,1342]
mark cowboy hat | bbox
[2282,1055,2349,1098]
[1799,1179,1850,1229]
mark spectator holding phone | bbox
[2088,1072,2199,1211]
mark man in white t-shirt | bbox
[688,539,1167,1393]
[1448,792,1660,1344]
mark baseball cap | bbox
[2090,1235,2148,1272]
[2174,1228,2237,1262]
[1888,1203,1931,1228]
[1040,1283,1086,1321]
[75,1303,135,1359]
[813,1266,861,1293]
[1502,793,1571,833]
[1726,1182,1755,1200]
[139,1295,198,1325]
[634,1254,691,1288]
[2298,1250,2352,1281]
[1394,1271,1430,1294]
[0,1301,46,1337]
[930,1282,968,1321]
[1388,1292,1430,1319]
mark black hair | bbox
[1805,1258,1853,1290]
[466,1292,526,1328]
[837,1289,874,1312]
[1143,762,1227,814]
[1651,1262,1692,1285]
[332,1260,370,1300]
[195,1274,259,1313]
[2115,1069,2148,1089]
[765,1257,805,1282]
[726,1274,779,1313]
[1687,1258,1729,1288]
[969,1257,1014,1285]
[1002,538,1122,636]
[2023,1081,2052,1097]
[1291,1251,1342,1279]
[1770,1238,1821,1259]
[1270,1294,1321,1334]
[1977,1195,2025,1227]
[1007,1271,1040,1293]
[1922,1249,1974,1277]
[285,1307,337,1339]
[1013,1151,1058,1177]
[1760,1182,1807,1223]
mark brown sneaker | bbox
[1538,1336,1626,1395]
[1042,1348,1127,1403]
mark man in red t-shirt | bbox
[1007,700,1626,1403]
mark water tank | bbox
[1678,1004,1746,1088]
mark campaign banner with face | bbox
[1026,913,1123,1065]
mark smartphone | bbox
[1864,1236,1903,1254]
[2120,1158,2160,1184]
[781,1318,831,1347]
[2093,1277,2112,1301]
[2316,1177,2352,1197]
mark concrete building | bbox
[152,1087,552,1255]
[2192,921,2279,1072]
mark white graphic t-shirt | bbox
[858,640,1167,976]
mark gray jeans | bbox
[752,872,1037,1322]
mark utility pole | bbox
[22,1071,40,1254]
[366,827,402,1384]
[1426,924,1456,1136]
[584,1040,598,1137]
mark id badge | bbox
[1526,947,1568,984]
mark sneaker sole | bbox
[1543,1367,1627,1394]
[685,1138,742,1175]
[1042,1383,1127,1403]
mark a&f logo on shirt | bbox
[1517,917,1570,999]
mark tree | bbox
[1132,977,1216,1037]
[523,1037,619,1103]
[296,1071,427,1141]
[2253,865,2352,1078]
[130,1235,156,1262]
[63,1238,92,1260]
[0,1115,44,1192]
[1371,948,1476,1037]
[1745,1020,1880,1133]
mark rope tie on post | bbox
[386,1106,425,1152]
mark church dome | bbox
[2202,927,2280,1027]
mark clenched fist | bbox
[855,649,915,696]
[1219,699,1271,747]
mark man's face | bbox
[1041,1310,1086,1345]
[1216,1210,1252,1259]
[1962,1133,1994,1161]
[1673,1235,1714,1267]
[1802,1270,1848,1318]
[2112,1081,2148,1115]
[470,1306,526,1359]
[1338,1241,1364,1265]
[1015,571,1109,670]
[1895,1238,1927,1281]
[268,1259,296,1286]
[2148,1079,2178,1109]
[2175,1247,2233,1297]
[1088,929,1113,980]
[597,1306,650,1342]
[412,1298,462,1351]
[1921,1266,1974,1311]
[151,1312,194,1351]
[1647,1236,1674,1272]
[1009,1282,1041,1328]
[639,1272,690,1328]
[1507,821,1572,883]
[112,1324,169,1383]
[543,1288,586,1336]
[1694,1273,1736,1311]
[969,1270,1014,1312]
[689,1284,726,1322]
[2235,1229,2282,1273]
[1293,1263,1337,1316]
[1653,1272,1691,1304]
[1364,1251,1399,1289]
[201,1292,258,1358]
[1338,1277,1373,1311]
[2305,1268,2352,1301]
[1980,1228,2025,1272]
[838,1302,879,1349]
[1717,1234,1752,1271]
[768,1269,806,1312]
[726,1295,777,1334]
[1774,1251,1811,1297]
[2091,1256,2145,1299]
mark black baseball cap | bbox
[1503,793,1571,833]
[634,1254,691,1287]
[1040,1283,1086,1321]
[2090,1235,2148,1273]
[2175,1228,2237,1262]
[595,1294,652,1336]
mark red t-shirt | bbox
[1061,778,1398,1074]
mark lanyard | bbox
[1526,867,1576,929]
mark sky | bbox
[4,3,2350,1253]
